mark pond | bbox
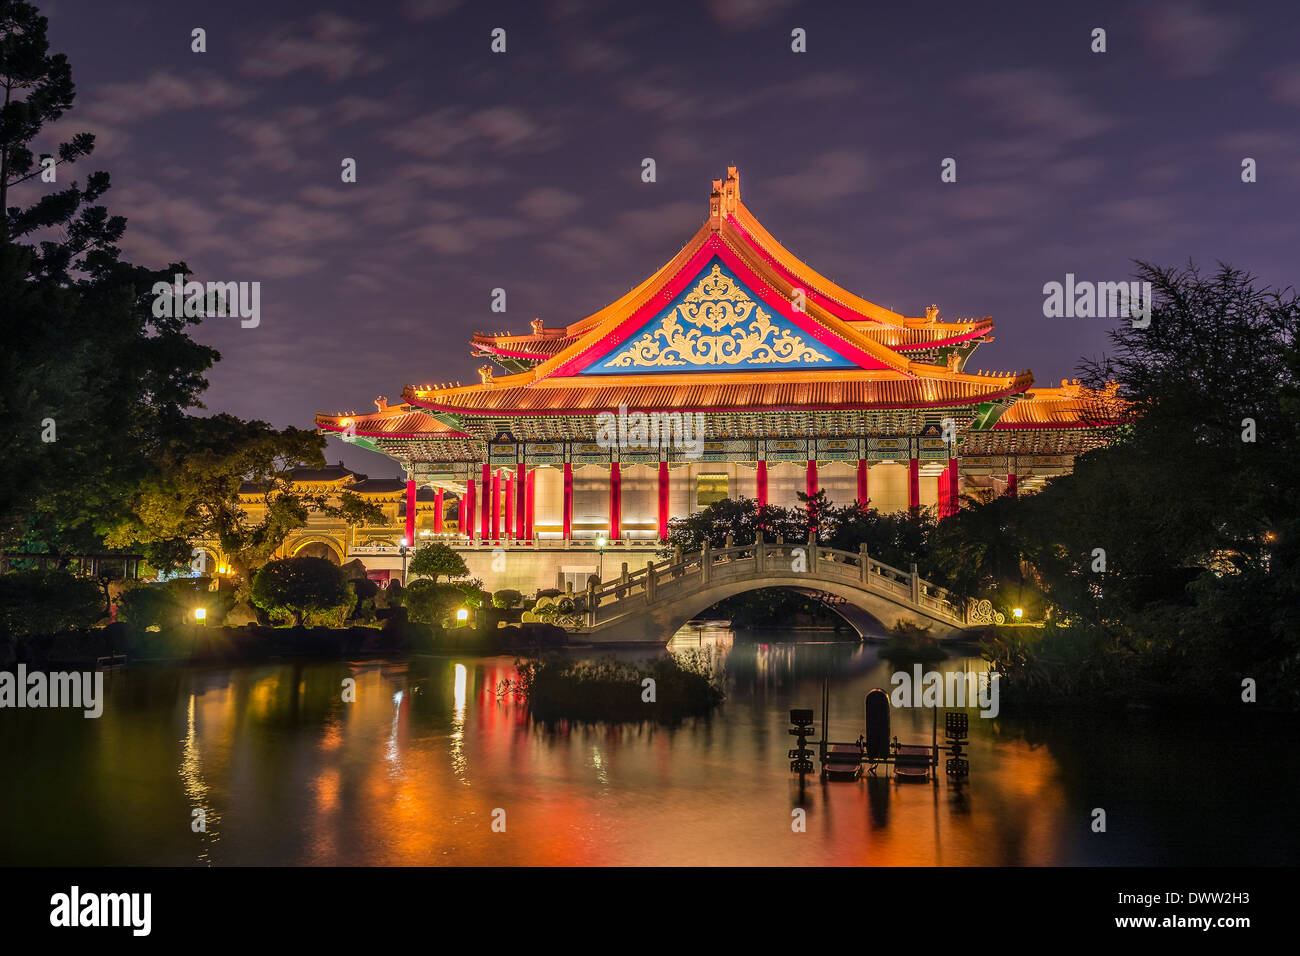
[1,631,1293,865]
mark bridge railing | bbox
[582,536,967,627]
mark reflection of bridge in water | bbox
[573,536,999,644]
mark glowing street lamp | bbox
[400,536,409,582]
[1012,607,1024,620]
[456,607,469,624]
[596,535,607,580]
[194,607,206,626]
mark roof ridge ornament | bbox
[708,166,741,232]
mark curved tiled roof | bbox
[315,407,467,438]
[406,371,1031,416]
[995,383,1125,428]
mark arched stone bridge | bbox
[572,537,999,644]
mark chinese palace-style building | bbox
[315,167,1113,591]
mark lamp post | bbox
[400,537,409,584]
[596,535,606,581]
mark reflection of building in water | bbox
[314,167,1120,592]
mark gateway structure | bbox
[316,167,1111,591]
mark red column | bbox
[657,461,670,541]
[908,457,920,510]
[433,487,444,534]
[404,480,417,545]
[938,465,950,518]
[948,457,960,516]
[806,458,818,527]
[515,464,526,540]
[465,479,476,539]
[491,468,501,541]
[480,463,490,539]
[457,488,466,535]
[562,463,573,540]
[856,459,869,507]
[525,469,535,540]
[609,462,622,540]
[756,460,768,508]
[1006,472,1018,496]
[504,472,513,542]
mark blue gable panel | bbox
[577,257,859,375]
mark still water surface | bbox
[1,632,1293,866]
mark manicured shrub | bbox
[403,579,469,625]
[118,577,235,629]
[492,588,522,609]
[0,569,104,639]
[251,557,352,627]
[408,542,468,582]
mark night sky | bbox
[38,0,1300,476]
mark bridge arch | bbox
[680,583,895,639]
[576,542,971,644]
[622,576,932,643]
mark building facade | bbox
[315,168,1114,591]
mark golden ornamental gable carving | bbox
[602,263,832,369]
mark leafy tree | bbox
[403,579,466,625]
[250,557,351,627]
[926,494,1031,601]
[117,577,234,630]
[825,501,936,571]
[982,262,1300,707]
[662,496,804,554]
[408,541,468,582]
[0,2,218,555]
[105,414,331,582]
[332,491,387,532]
[0,568,103,638]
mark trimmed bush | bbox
[404,579,469,625]
[0,569,104,639]
[251,557,352,627]
[118,577,235,629]
[408,542,468,582]
[492,588,522,609]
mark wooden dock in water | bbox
[788,681,970,783]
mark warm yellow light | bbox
[456,608,469,622]
[194,608,206,621]
[1013,608,1024,619]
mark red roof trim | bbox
[547,234,896,378]
[408,384,1027,417]
[317,420,469,440]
